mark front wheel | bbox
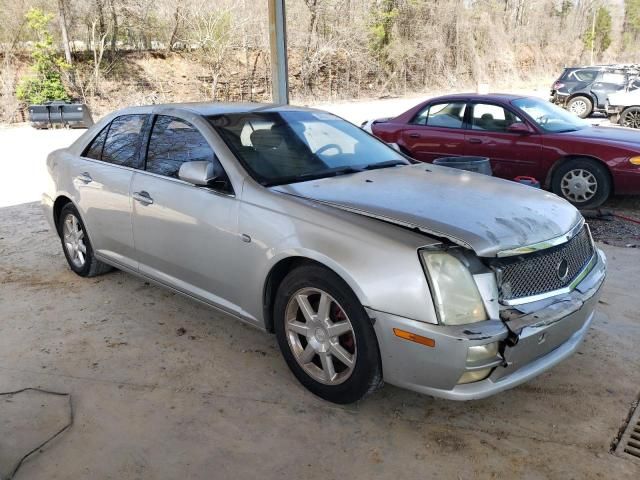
[274,265,382,404]
[551,158,611,209]
[620,107,640,129]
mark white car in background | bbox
[607,88,640,128]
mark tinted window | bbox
[414,102,466,128]
[567,69,598,82]
[101,115,146,167]
[83,125,109,160]
[471,104,523,132]
[146,116,215,178]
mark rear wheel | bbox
[620,107,640,129]
[57,203,112,277]
[551,158,611,209]
[567,96,593,119]
[274,265,382,404]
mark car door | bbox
[130,115,242,314]
[399,101,467,162]
[590,72,628,109]
[464,102,543,180]
[70,114,146,270]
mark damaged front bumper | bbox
[369,248,606,400]
[605,102,624,123]
[551,91,570,106]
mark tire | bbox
[551,158,611,209]
[566,95,593,119]
[620,106,640,129]
[57,203,113,277]
[274,264,382,404]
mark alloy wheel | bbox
[560,168,598,203]
[62,213,87,268]
[622,109,640,129]
[284,288,357,385]
[569,99,588,117]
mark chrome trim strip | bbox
[501,249,598,306]
[496,218,585,258]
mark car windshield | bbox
[208,111,408,186]
[512,97,591,133]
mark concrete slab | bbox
[0,202,638,479]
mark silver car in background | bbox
[42,103,606,404]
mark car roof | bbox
[114,102,320,117]
[426,93,529,103]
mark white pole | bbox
[268,0,289,104]
[590,8,596,65]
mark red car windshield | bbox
[512,97,590,133]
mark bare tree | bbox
[57,0,73,65]
[91,18,108,95]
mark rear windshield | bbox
[561,69,598,83]
[207,111,407,186]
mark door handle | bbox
[133,191,154,205]
[408,133,421,138]
[468,138,483,144]
[76,172,92,183]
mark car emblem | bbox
[556,258,569,281]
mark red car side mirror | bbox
[507,122,532,134]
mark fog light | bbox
[458,368,492,384]
[466,342,499,363]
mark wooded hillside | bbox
[1,0,638,121]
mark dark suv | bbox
[550,66,638,118]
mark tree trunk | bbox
[95,0,107,39]
[304,0,318,53]
[109,0,118,58]
[168,4,181,51]
[57,0,73,65]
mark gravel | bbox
[583,196,640,248]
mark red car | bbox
[370,94,640,208]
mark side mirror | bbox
[178,160,224,186]
[507,122,532,135]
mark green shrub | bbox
[16,8,70,105]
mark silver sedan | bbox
[42,103,606,404]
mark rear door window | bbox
[101,115,146,168]
[146,116,216,178]
[599,72,627,85]
[413,102,467,129]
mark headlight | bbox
[420,250,487,325]
[630,156,640,166]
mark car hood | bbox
[272,164,582,257]
[557,125,640,146]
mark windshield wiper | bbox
[263,166,364,187]
[363,160,408,170]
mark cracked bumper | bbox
[369,249,606,400]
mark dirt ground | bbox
[1,201,640,479]
[1,96,639,479]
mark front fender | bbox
[236,182,440,327]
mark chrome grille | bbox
[497,226,594,301]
